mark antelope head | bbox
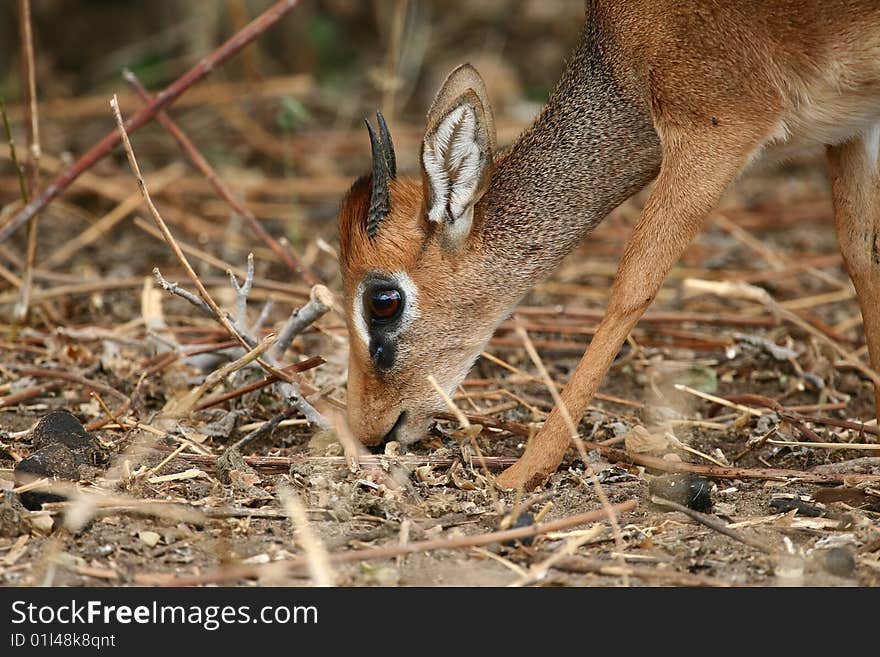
[338,64,506,447]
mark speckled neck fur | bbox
[473,12,662,300]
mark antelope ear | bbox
[421,64,495,250]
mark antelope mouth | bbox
[368,411,407,452]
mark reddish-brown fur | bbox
[338,0,880,489]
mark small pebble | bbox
[504,512,536,547]
[138,531,161,548]
[649,473,713,512]
[822,547,856,577]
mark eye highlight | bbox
[367,288,402,323]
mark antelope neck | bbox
[473,25,663,303]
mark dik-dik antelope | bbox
[337,0,880,489]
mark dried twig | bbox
[11,366,128,403]
[766,438,880,452]
[13,0,41,322]
[152,268,212,317]
[0,380,63,408]
[550,556,731,587]
[161,333,277,418]
[228,254,255,325]
[675,383,765,417]
[112,96,266,370]
[193,356,324,411]
[270,285,334,360]
[651,496,777,555]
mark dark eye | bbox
[368,288,402,322]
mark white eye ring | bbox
[353,272,419,347]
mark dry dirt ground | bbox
[2,147,879,587]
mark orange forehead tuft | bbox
[337,175,429,283]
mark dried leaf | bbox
[28,512,54,535]
[624,426,669,454]
[448,462,476,491]
[415,465,449,486]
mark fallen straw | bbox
[134,499,638,586]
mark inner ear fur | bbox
[421,65,497,243]
[426,63,497,152]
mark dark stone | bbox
[648,473,713,512]
[504,512,536,547]
[32,410,89,449]
[14,443,78,510]
[822,547,856,577]
[16,443,78,480]
[769,496,824,517]
[31,410,107,467]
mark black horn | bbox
[365,112,396,239]
[376,111,397,178]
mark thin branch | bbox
[14,0,40,323]
[651,496,777,555]
[513,322,630,584]
[161,333,277,418]
[550,556,731,587]
[110,94,318,423]
[12,366,129,403]
[193,356,324,412]
[153,268,212,316]
[228,253,255,325]
[270,285,334,360]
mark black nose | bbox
[370,411,407,453]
